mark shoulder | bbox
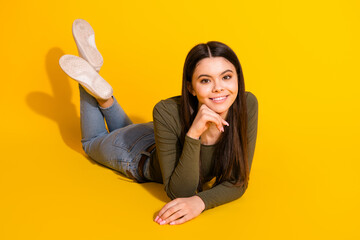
[152,96,182,134]
[153,96,181,119]
[245,91,258,123]
[245,91,258,110]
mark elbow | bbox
[165,184,197,200]
[237,184,248,199]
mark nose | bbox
[212,80,224,93]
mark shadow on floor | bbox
[84,154,169,203]
[26,47,168,204]
[26,47,83,154]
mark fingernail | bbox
[155,216,159,222]
[157,218,163,224]
[160,220,166,225]
[170,222,175,225]
[221,127,224,132]
[225,121,229,126]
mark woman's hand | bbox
[154,196,206,225]
[186,104,229,139]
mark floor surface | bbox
[1,1,359,239]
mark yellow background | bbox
[1,0,359,239]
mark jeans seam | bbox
[111,128,154,152]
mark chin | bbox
[210,106,231,115]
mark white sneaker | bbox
[72,19,103,72]
[59,54,113,100]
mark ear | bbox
[187,82,196,96]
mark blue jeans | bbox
[79,85,155,182]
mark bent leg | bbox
[82,123,155,182]
[81,130,125,173]
[79,84,122,173]
[79,84,146,181]
[99,97,132,132]
[79,84,108,144]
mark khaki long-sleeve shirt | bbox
[148,92,258,210]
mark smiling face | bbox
[188,57,238,118]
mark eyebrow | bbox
[197,69,233,79]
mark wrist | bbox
[192,195,206,212]
[186,129,200,140]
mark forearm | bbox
[165,135,201,199]
[196,181,247,210]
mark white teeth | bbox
[212,96,226,101]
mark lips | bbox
[209,95,229,103]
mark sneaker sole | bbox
[59,55,112,100]
[72,19,103,71]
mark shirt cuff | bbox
[185,134,201,145]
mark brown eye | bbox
[223,75,231,80]
[200,79,210,83]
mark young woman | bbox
[59,19,258,226]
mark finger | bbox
[159,204,183,222]
[201,107,225,122]
[204,113,224,132]
[198,106,227,132]
[158,203,182,223]
[157,199,178,218]
[205,109,229,127]
[160,209,187,225]
[200,105,229,126]
[169,215,190,226]
[209,111,229,129]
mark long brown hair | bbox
[180,41,249,191]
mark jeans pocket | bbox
[112,122,154,153]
